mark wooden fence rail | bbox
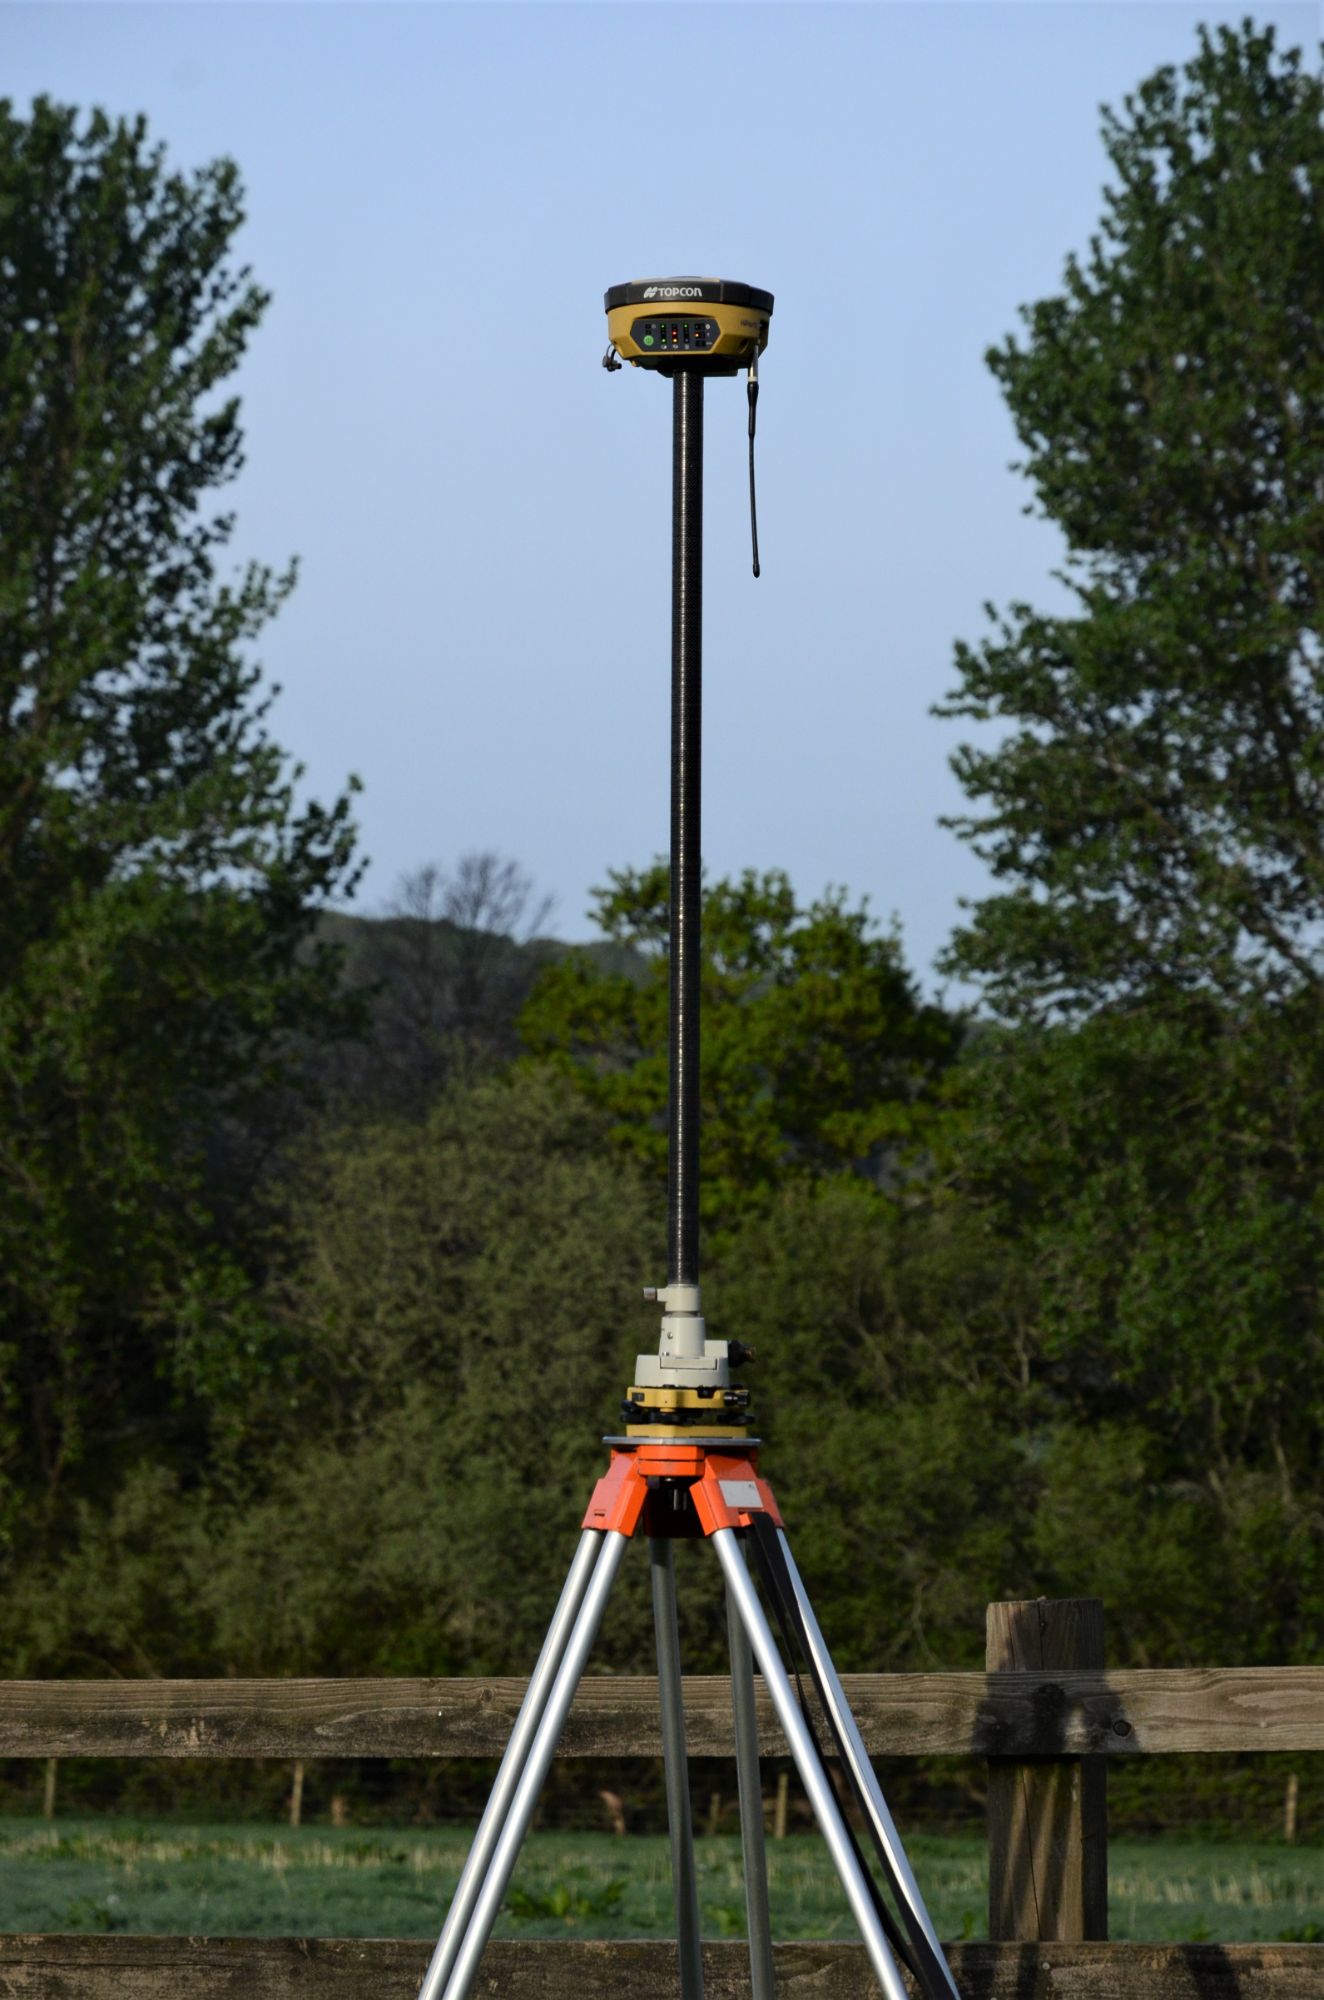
[4,1937,1321,2000]
[4,1597,1322,1999]
[3,1665,1322,1761]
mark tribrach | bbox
[415,281,963,2000]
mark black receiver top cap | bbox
[603,278,775,313]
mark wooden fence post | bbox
[986,1596,1108,1941]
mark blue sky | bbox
[5,1,1319,989]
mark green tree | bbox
[0,102,359,1554]
[520,864,959,1239]
[939,23,1324,1662]
[942,21,1324,1018]
[1,1069,663,1679]
[3,1070,1043,1682]
[207,1067,662,1678]
[951,1004,1324,1663]
[707,1176,1037,1669]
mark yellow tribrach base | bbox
[626,1386,723,1412]
[625,1423,749,1438]
[622,1380,750,1440]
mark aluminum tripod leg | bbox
[726,1548,774,2000]
[432,1528,629,2000]
[713,1528,911,2000]
[777,1530,960,2000]
[417,1529,603,2000]
[650,1537,705,2000]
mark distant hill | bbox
[308,906,647,1113]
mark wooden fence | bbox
[2,1597,1323,1998]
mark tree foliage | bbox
[939,22,1324,1665]
[941,22,1324,1018]
[954,1002,1324,1663]
[4,1066,1043,1682]
[3,1069,663,1679]
[520,864,960,1238]
[0,101,359,1553]
[707,1177,1037,1669]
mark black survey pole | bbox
[668,368,703,1289]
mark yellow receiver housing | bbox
[604,277,773,376]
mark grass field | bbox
[1,1821,1321,1943]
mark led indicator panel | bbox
[631,317,719,353]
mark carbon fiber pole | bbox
[669,367,703,1288]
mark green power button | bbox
[643,334,655,346]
